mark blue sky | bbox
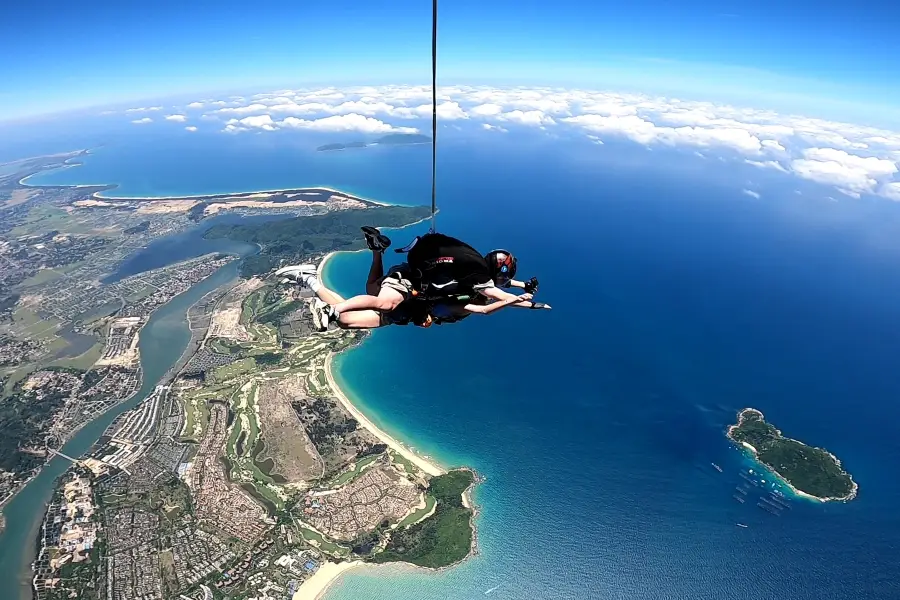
[2,0,899,122]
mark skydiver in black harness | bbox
[276,227,551,330]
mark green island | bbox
[727,408,857,502]
[316,133,433,152]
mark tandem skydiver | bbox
[275,227,551,331]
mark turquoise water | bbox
[8,129,900,600]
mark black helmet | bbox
[484,249,518,287]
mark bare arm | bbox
[506,277,539,293]
[475,286,551,311]
[464,292,533,315]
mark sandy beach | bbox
[291,561,363,600]
[91,184,388,204]
[316,250,445,478]
[324,354,443,477]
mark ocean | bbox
[11,124,900,600]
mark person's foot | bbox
[361,226,392,253]
[275,264,317,285]
[310,299,335,331]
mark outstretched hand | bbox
[524,277,540,294]
[515,293,534,303]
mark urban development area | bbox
[0,151,476,600]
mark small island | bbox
[317,133,433,152]
[727,408,857,502]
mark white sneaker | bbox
[310,299,333,331]
[275,264,317,284]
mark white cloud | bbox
[745,159,789,173]
[131,117,153,124]
[227,115,278,131]
[499,110,556,127]
[564,113,762,154]
[187,102,204,109]
[471,103,504,117]
[185,126,198,132]
[742,189,761,199]
[580,101,636,117]
[192,84,900,199]
[125,106,162,113]
[326,100,398,116]
[165,114,187,122]
[482,123,507,133]
[790,148,897,196]
[435,101,467,120]
[280,114,417,134]
[881,182,900,201]
[225,112,416,134]
[215,103,270,115]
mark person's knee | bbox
[374,296,401,311]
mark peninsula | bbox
[727,408,857,502]
[0,151,477,600]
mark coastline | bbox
[323,354,443,477]
[727,408,859,503]
[318,250,443,477]
[16,149,403,209]
[8,157,453,598]
[288,241,477,600]
[291,561,363,600]
[19,159,386,207]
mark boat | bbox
[768,494,791,509]
[760,496,784,510]
[736,523,748,528]
[732,494,746,503]
[711,462,723,473]
[757,501,782,516]
[738,472,761,486]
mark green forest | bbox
[373,469,475,568]
[204,205,431,277]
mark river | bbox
[0,250,247,600]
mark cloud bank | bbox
[118,85,900,200]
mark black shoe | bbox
[361,226,392,252]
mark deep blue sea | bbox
[20,123,900,600]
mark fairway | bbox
[209,357,257,383]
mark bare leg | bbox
[366,251,384,296]
[334,287,404,314]
[335,310,384,329]
[313,284,345,306]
